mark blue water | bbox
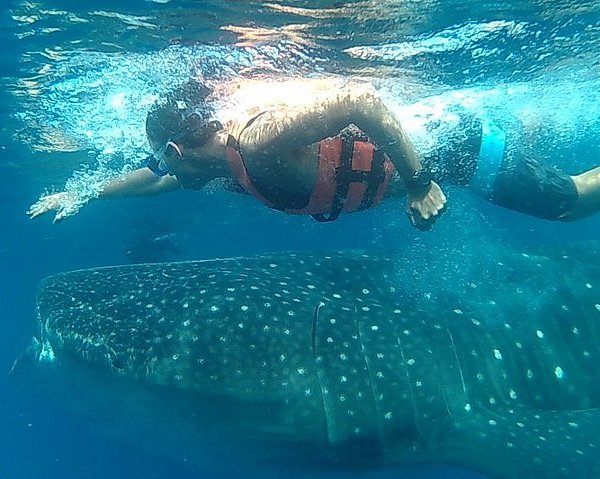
[1,1,599,478]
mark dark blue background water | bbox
[1,1,599,478]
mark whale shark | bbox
[15,242,600,478]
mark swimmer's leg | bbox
[562,166,600,220]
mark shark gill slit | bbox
[311,302,321,361]
[312,301,332,442]
[396,334,422,441]
[356,317,385,441]
[445,323,469,406]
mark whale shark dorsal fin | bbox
[446,406,600,479]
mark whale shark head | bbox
[18,243,600,478]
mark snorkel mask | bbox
[145,119,223,176]
[145,79,220,176]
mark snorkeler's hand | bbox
[406,181,447,231]
[27,191,82,223]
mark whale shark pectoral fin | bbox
[445,406,600,479]
[9,337,46,378]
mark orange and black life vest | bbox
[226,124,396,222]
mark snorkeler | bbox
[27,78,600,226]
[28,78,445,230]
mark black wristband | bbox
[406,168,433,192]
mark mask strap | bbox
[167,141,183,158]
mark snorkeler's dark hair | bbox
[145,79,221,148]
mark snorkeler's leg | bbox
[561,166,600,220]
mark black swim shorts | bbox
[492,150,578,220]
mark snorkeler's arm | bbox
[99,168,181,198]
[243,85,446,229]
[245,86,419,170]
[28,168,180,223]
